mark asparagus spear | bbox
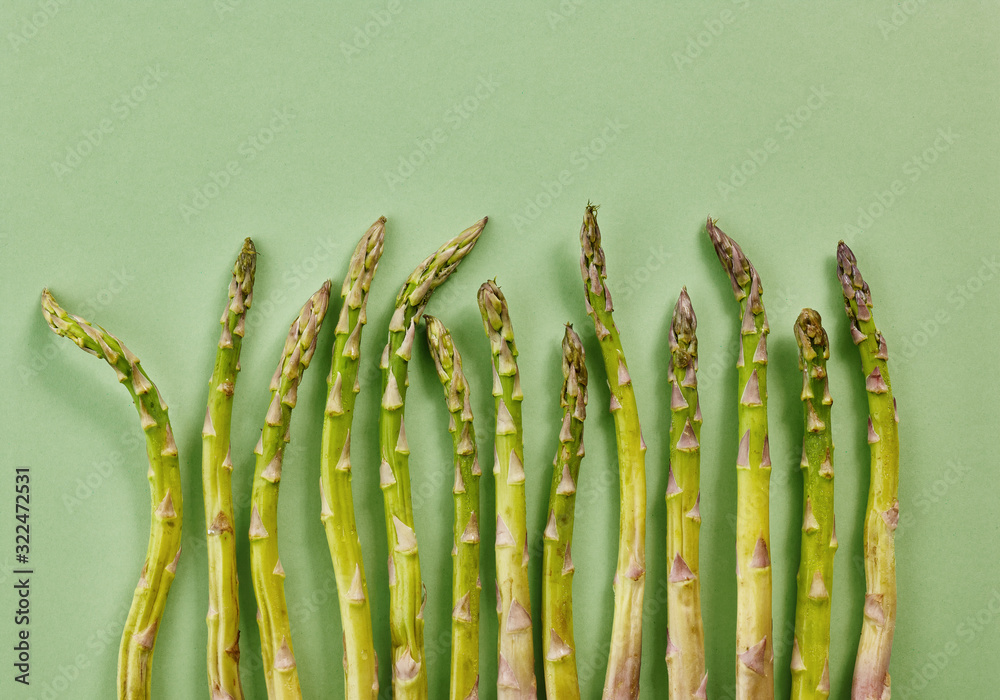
[380,218,487,699]
[791,309,837,700]
[837,242,898,700]
[249,281,331,700]
[478,280,536,700]
[41,290,182,700]
[203,238,256,700]
[706,218,774,700]
[579,204,647,700]
[425,315,482,700]
[319,218,386,700]
[665,288,708,700]
[542,325,588,700]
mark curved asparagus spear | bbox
[791,309,837,700]
[41,290,182,700]
[665,289,708,700]
[579,204,647,700]
[380,218,487,699]
[479,280,537,700]
[542,325,588,700]
[706,218,773,699]
[837,242,898,700]
[425,315,482,700]
[249,281,331,700]
[203,239,256,700]
[319,218,385,700]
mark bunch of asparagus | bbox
[41,207,900,700]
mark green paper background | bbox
[2,2,998,698]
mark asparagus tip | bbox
[477,280,514,347]
[579,203,602,256]
[794,309,829,364]
[671,288,697,344]
[232,238,257,308]
[342,218,387,298]
[561,324,587,413]
[398,217,487,311]
[579,204,614,312]
[40,289,69,337]
[424,314,457,382]
[705,217,762,303]
[836,240,873,313]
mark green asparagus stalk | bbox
[478,280,537,700]
[425,315,482,700]
[41,290,182,700]
[791,309,837,700]
[665,288,708,700]
[203,239,256,700]
[706,218,774,699]
[380,218,487,699]
[319,218,386,700]
[542,325,588,700]
[250,281,331,700]
[837,242,898,700]
[579,204,647,700]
